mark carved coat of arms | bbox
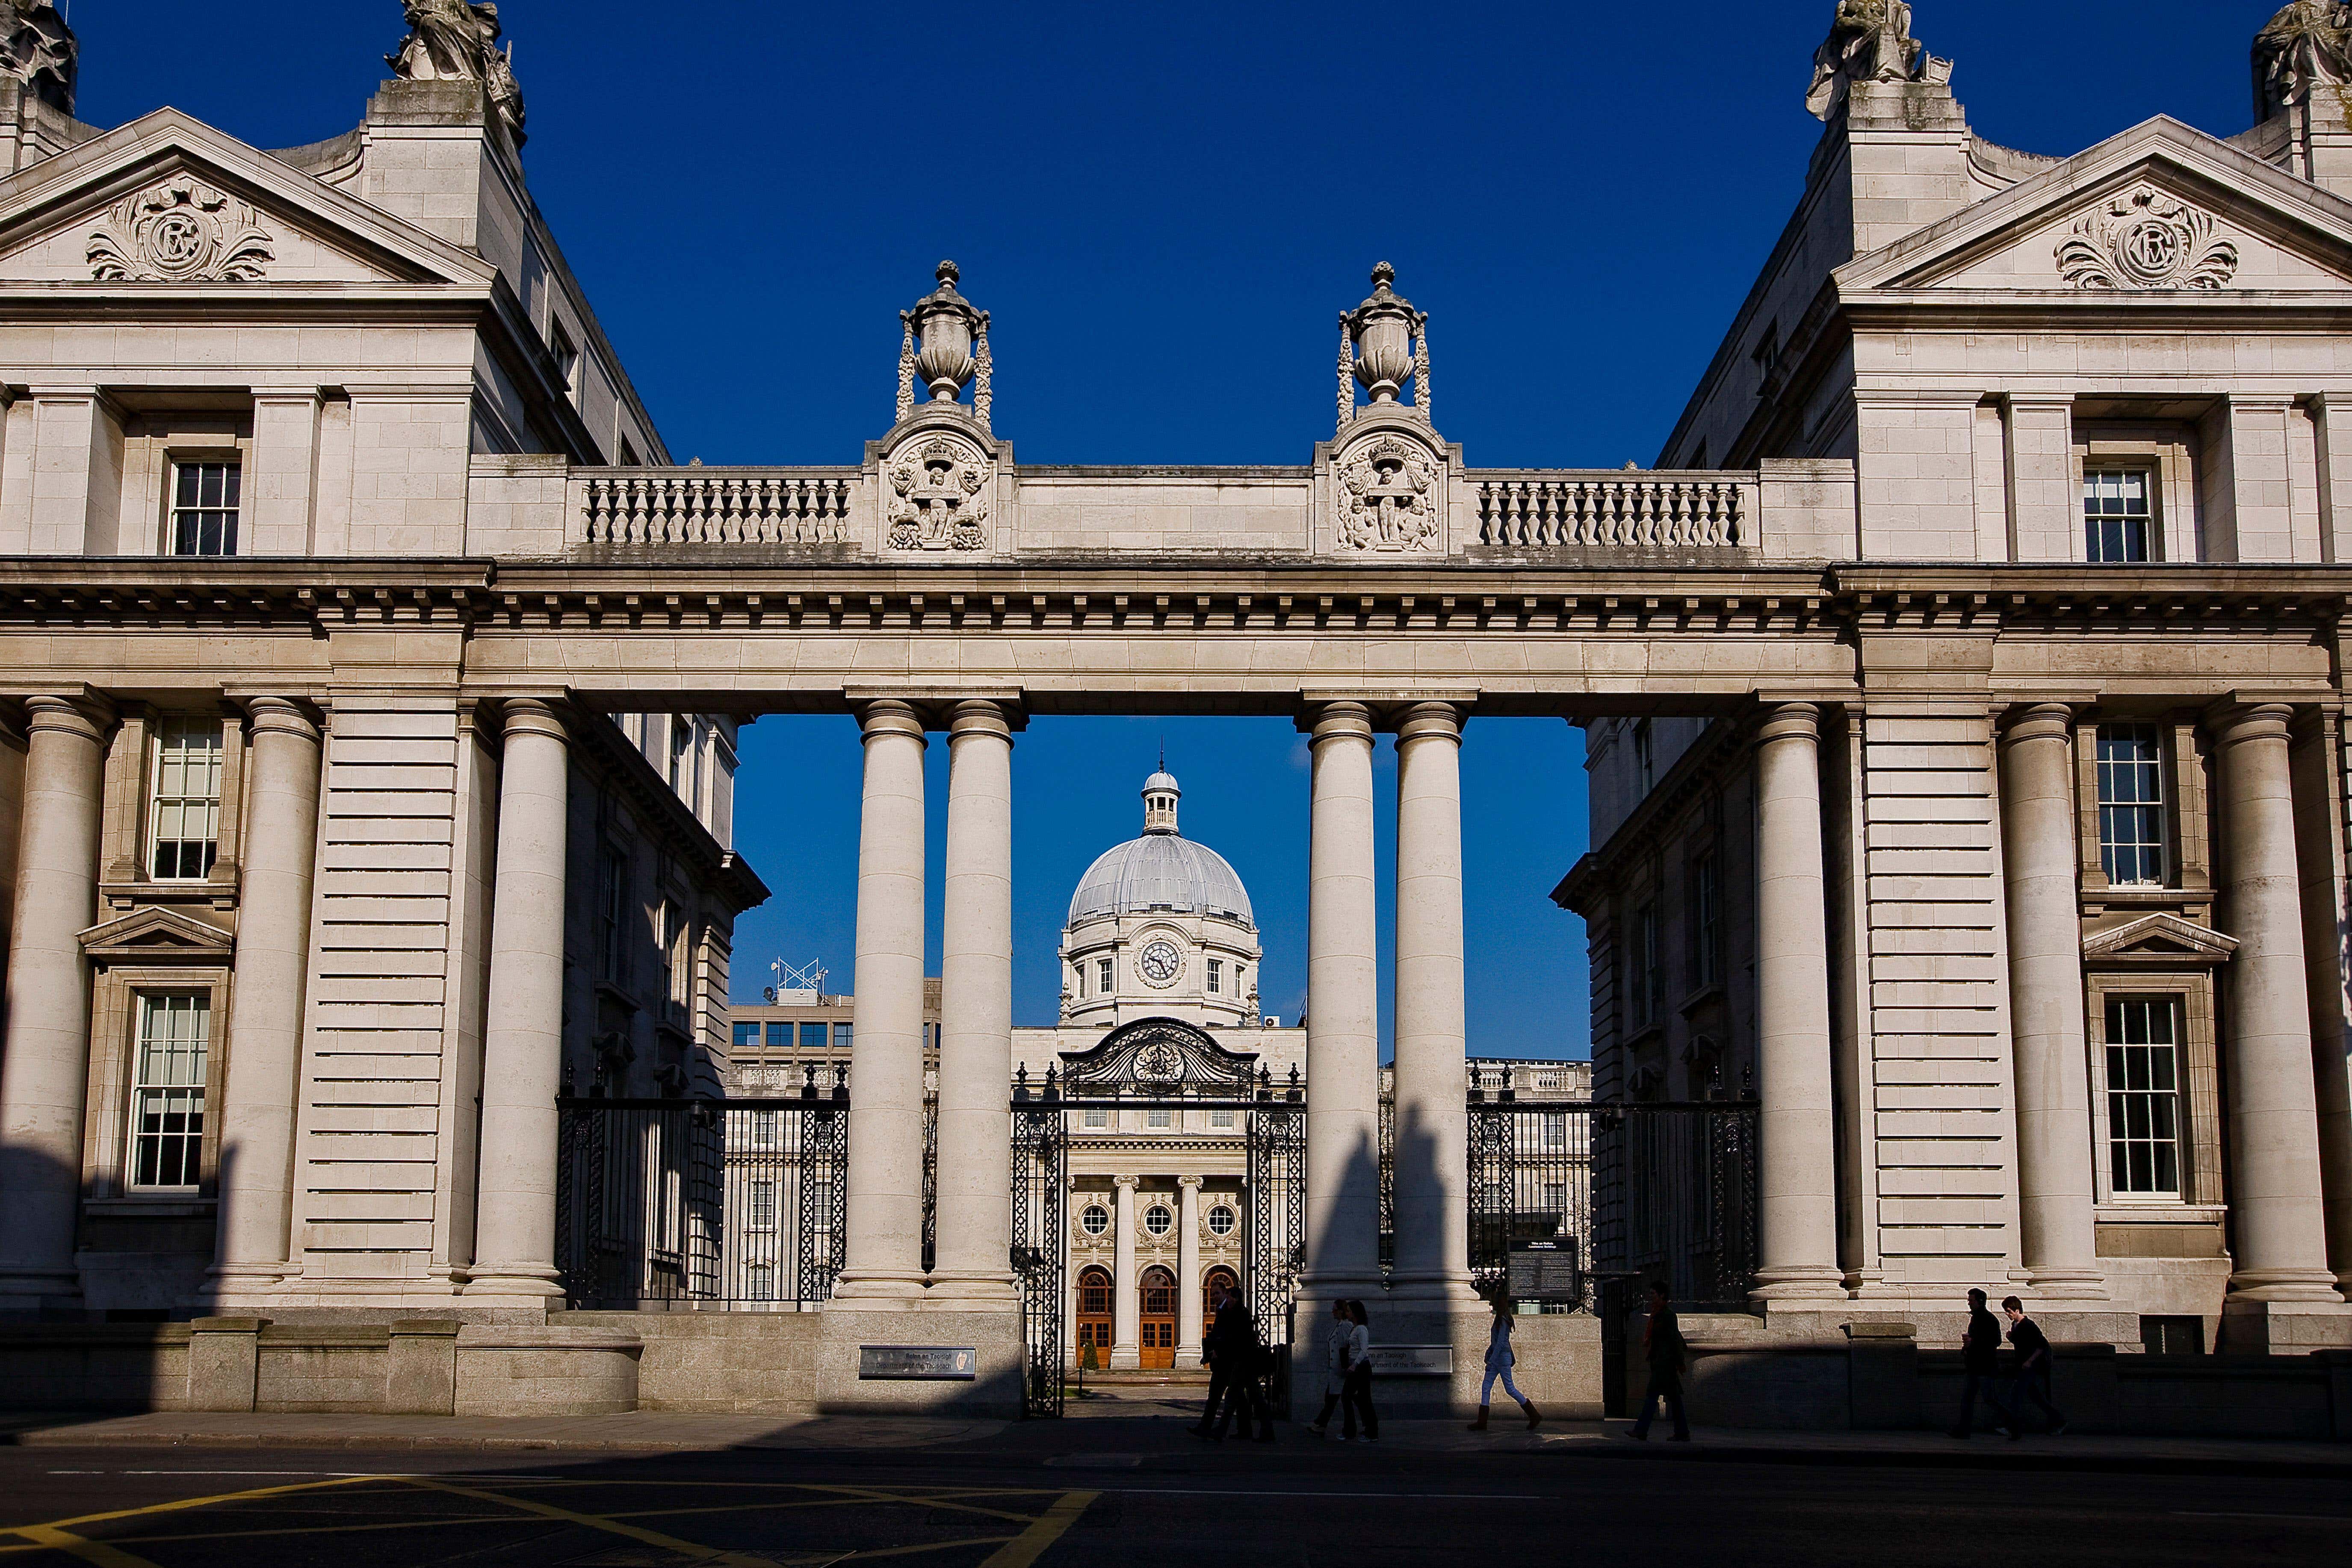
[87,177,274,283]
[2056,186,2240,291]
[885,434,991,551]
[1334,435,1441,552]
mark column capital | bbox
[2207,700,2298,748]
[1755,701,1821,747]
[1299,699,1375,743]
[499,697,570,747]
[1999,702,2077,747]
[857,698,928,745]
[1112,1173,1140,1189]
[241,696,322,744]
[23,693,114,743]
[1392,700,1465,746]
[1176,1173,1203,1190]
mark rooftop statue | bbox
[1806,0,1926,121]
[2255,2,2352,122]
[388,0,526,148]
[0,0,75,115]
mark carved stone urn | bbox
[1346,262,1422,403]
[906,260,985,402]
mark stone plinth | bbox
[815,1304,1025,1419]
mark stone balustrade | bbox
[581,470,860,546]
[1472,472,1758,550]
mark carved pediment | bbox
[1057,1017,1260,1096]
[2083,912,2240,968]
[78,905,234,962]
[1840,119,2352,294]
[0,109,498,289]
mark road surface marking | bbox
[6,1524,160,1568]
[978,1490,1096,1568]
[401,1475,782,1567]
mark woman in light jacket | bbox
[1306,1298,1351,1437]
[1468,1291,1543,1431]
[1340,1299,1379,1442]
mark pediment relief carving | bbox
[78,905,234,961]
[2083,912,2240,968]
[882,429,994,554]
[86,175,274,283]
[1326,424,1448,555]
[2055,185,2240,291]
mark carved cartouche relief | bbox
[885,432,993,552]
[1333,434,1441,553]
[87,177,274,283]
[2056,185,2240,291]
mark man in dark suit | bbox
[1628,1281,1690,1442]
[1191,1280,1272,1442]
[1948,1287,2003,1438]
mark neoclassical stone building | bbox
[1562,3,2352,1357]
[2,1,2351,1420]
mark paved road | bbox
[0,1440,2343,1567]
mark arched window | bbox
[1203,1266,1239,1323]
[1140,1265,1177,1317]
[1078,1267,1113,1317]
[1076,1265,1116,1359]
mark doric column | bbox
[2212,704,2342,1301]
[0,696,109,1312]
[1751,703,1845,1301]
[1300,701,1382,1297]
[467,700,572,1299]
[1996,705,2103,1295]
[1390,701,1479,1304]
[930,699,1018,1306]
[210,699,325,1298]
[1176,1175,1204,1361]
[1111,1175,1140,1369]
[833,700,930,1304]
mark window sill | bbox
[101,879,238,911]
[85,1196,215,1217]
[1677,983,1726,1018]
[2095,1203,2223,1224]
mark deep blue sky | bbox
[75,2,2274,1055]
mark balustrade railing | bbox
[1471,472,1757,550]
[581,470,858,546]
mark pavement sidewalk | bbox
[1,1408,2345,1475]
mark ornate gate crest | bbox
[1334,433,1442,553]
[2057,185,2240,291]
[884,432,993,552]
[1056,1016,1259,1096]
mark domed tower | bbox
[1061,770,1262,1029]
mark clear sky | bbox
[72,1,2278,1057]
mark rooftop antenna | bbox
[763,957,828,1003]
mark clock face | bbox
[1138,939,1183,986]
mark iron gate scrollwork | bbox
[1011,1091,1068,1417]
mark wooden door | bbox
[1139,1266,1178,1370]
[1076,1267,1114,1365]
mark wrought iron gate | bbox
[556,1089,848,1309]
[1008,1019,1307,1420]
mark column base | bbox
[827,1270,931,1308]
[0,1268,84,1318]
[2022,1266,2109,1301]
[1749,1268,1848,1304]
[2220,1297,2352,1355]
[921,1272,1020,1309]
[2225,1268,2346,1305]
[462,1267,564,1302]
[1384,1271,1490,1310]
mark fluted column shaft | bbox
[835,700,930,1303]
[211,700,325,1296]
[1391,701,1477,1303]
[1997,705,2103,1294]
[2213,705,2342,1302]
[1176,1175,1204,1359]
[931,700,1017,1305]
[1300,702,1382,1294]
[1111,1175,1140,1368]
[468,700,572,1298]
[1751,703,1844,1300]
[0,697,109,1311]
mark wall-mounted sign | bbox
[1365,1345,1453,1377]
[1509,1240,1583,1302]
[858,1345,977,1381]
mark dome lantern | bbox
[1142,768,1180,835]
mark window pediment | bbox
[78,905,233,963]
[2083,912,2238,969]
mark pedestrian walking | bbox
[1190,1279,1273,1443]
[1339,1299,1380,1442]
[1468,1292,1543,1432]
[1997,1296,2069,1438]
[1306,1299,1351,1438]
[1947,1287,2002,1438]
[1627,1281,1689,1442]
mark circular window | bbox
[1138,939,1183,987]
[1206,1204,1238,1237]
[1142,1204,1174,1238]
[1079,1204,1111,1237]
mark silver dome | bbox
[1067,834,1255,929]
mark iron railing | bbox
[555,1091,848,1310]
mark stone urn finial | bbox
[1337,262,1432,433]
[897,259,994,432]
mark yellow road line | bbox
[977,1491,1096,1568]
[803,1486,1044,1527]
[6,1525,160,1568]
[853,1540,1021,1561]
[0,1475,382,1536]
[400,1476,779,1567]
